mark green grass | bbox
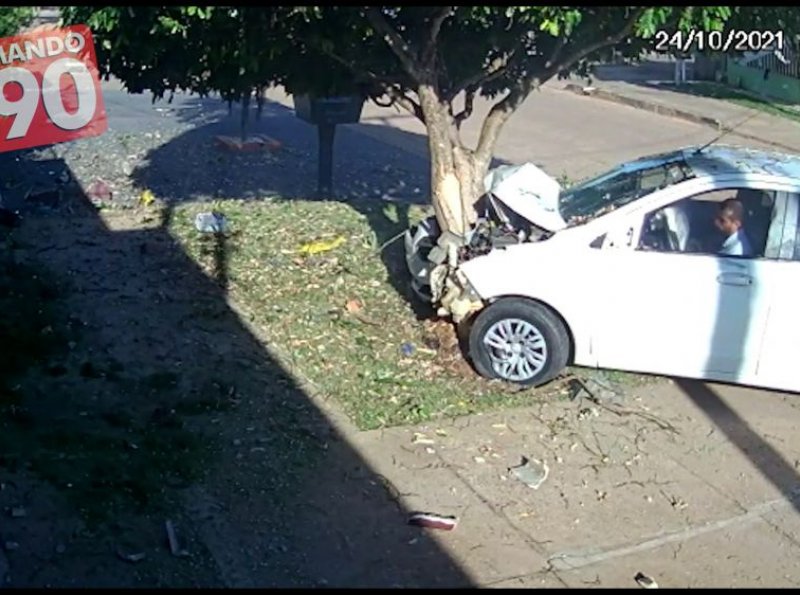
[169,197,653,430]
[665,81,800,124]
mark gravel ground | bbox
[2,85,431,214]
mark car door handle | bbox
[717,272,753,286]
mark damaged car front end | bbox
[404,162,564,323]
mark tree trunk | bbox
[240,91,251,143]
[417,84,493,237]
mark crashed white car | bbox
[405,145,800,391]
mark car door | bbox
[591,182,779,382]
[753,189,800,392]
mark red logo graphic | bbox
[0,24,107,153]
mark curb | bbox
[562,83,800,154]
[563,83,723,129]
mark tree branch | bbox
[420,6,454,66]
[541,7,646,80]
[447,52,514,101]
[386,86,426,124]
[453,86,476,130]
[314,44,393,86]
[364,7,422,80]
[544,35,568,72]
[475,7,646,162]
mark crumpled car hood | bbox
[483,162,567,232]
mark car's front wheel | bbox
[468,298,570,386]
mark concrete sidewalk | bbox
[549,67,800,155]
[350,379,800,588]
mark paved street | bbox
[267,82,781,183]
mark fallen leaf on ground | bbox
[298,236,346,256]
[345,299,363,314]
[412,432,435,445]
[140,189,156,207]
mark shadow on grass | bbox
[0,148,473,587]
[127,94,508,320]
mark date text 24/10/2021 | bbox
[654,29,785,55]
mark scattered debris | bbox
[55,543,66,554]
[344,299,363,314]
[411,432,435,445]
[9,507,26,518]
[577,406,600,421]
[214,134,281,152]
[117,549,146,564]
[663,492,689,510]
[570,377,680,435]
[568,376,623,403]
[140,189,156,207]
[342,298,381,326]
[473,456,486,464]
[408,512,458,531]
[165,520,189,557]
[400,342,415,357]
[3,542,18,551]
[298,236,346,256]
[509,456,549,490]
[86,179,113,203]
[634,571,659,589]
[194,211,229,234]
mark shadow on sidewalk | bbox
[0,148,474,587]
[675,380,800,513]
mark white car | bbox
[404,145,800,392]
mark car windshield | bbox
[559,157,695,225]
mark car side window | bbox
[636,187,777,259]
[764,191,800,260]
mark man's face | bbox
[715,208,740,236]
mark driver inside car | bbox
[715,198,754,257]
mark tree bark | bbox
[240,90,251,143]
[417,84,491,238]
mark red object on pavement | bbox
[408,512,458,531]
[0,24,107,153]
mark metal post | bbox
[317,122,336,197]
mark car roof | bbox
[682,145,800,179]
[618,145,800,180]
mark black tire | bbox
[468,297,570,387]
